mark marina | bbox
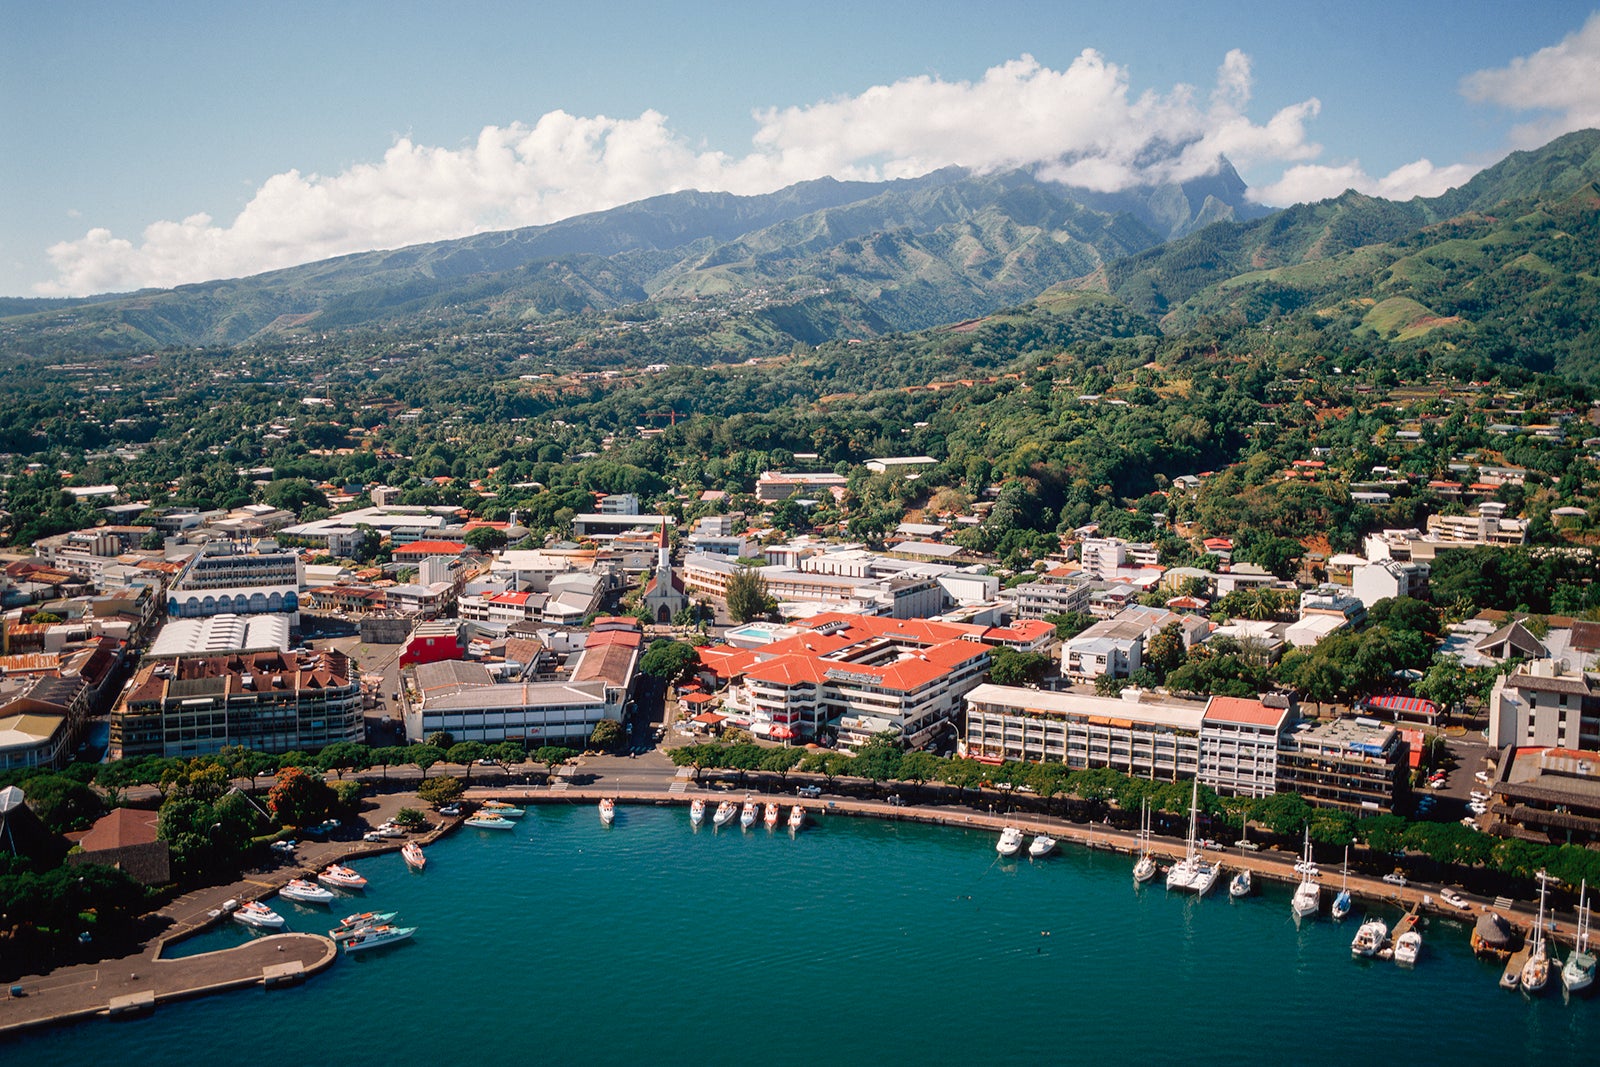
[4,803,1596,1064]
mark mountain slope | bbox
[0,162,1262,355]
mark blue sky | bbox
[3,1,1598,297]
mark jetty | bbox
[0,932,336,1035]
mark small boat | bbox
[464,813,516,830]
[1331,845,1352,921]
[1028,834,1057,858]
[1522,869,1554,994]
[713,800,737,827]
[279,878,335,905]
[764,802,780,828]
[1229,868,1252,898]
[1164,781,1219,896]
[401,841,426,871]
[317,864,368,890]
[1132,798,1157,884]
[342,924,416,953]
[1352,918,1388,958]
[599,798,616,824]
[329,912,398,940]
[740,798,758,829]
[480,800,525,819]
[1291,828,1320,921]
[1562,878,1595,994]
[1394,930,1422,966]
[690,798,706,826]
[788,805,805,830]
[232,900,286,929]
[996,826,1024,857]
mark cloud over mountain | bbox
[39,49,1327,297]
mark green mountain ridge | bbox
[0,162,1264,355]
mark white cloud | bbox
[1252,157,1481,206]
[1253,13,1600,209]
[1461,12,1600,148]
[40,50,1330,296]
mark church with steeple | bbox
[639,521,689,625]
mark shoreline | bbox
[0,784,1558,1036]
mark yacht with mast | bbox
[1132,797,1158,884]
[1165,779,1220,896]
[1522,869,1554,993]
[1291,828,1320,921]
[1562,878,1595,994]
[1331,845,1352,921]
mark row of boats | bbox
[1498,872,1596,996]
[994,780,1597,993]
[691,796,807,831]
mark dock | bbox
[1502,944,1532,989]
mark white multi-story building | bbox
[1198,696,1289,799]
[1488,659,1600,752]
[1351,558,1429,609]
[719,613,992,749]
[962,683,1204,779]
[1008,573,1092,620]
[165,540,302,622]
[404,625,639,746]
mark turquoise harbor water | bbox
[12,805,1599,1065]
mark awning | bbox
[1366,695,1439,719]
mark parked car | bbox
[796,784,823,798]
[1475,770,1491,784]
[1382,872,1408,887]
[1470,790,1491,802]
[1440,888,1473,910]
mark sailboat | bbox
[1561,878,1595,994]
[1165,779,1219,896]
[1291,828,1320,921]
[1522,869,1553,993]
[1132,797,1158,884]
[1331,845,1352,921]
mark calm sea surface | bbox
[11,805,1598,1065]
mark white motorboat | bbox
[1393,930,1422,966]
[1351,917,1388,957]
[232,900,285,929]
[1028,834,1056,858]
[1133,797,1158,884]
[1291,828,1320,920]
[401,841,426,871]
[788,804,805,830]
[464,813,516,830]
[764,802,781,828]
[479,800,525,819]
[329,911,397,940]
[1165,780,1219,896]
[317,864,368,890]
[599,798,616,824]
[279,878,335,905]
[1522,869,1554,994]
[690,798,706,826]
[342,924,416,953]
[713,800,737,827]
[996,826,1024,857]
[1562,878,1595,994]
[1229,868,1252,898]
[740,798,758,829]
